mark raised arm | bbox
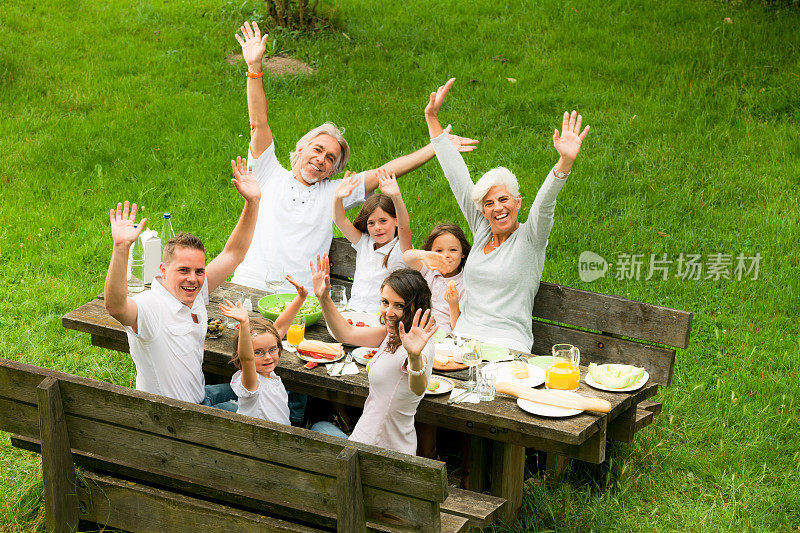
[444,282,461,331]
[375,170,412,252]
[362,124,478,194]
[104,201,147,328]
[220,300,259,392]
[525,110,591,247]
[332,172,364,244]
[425,79,484,233]
[236,21,272,158]
[399,309,437,396]
[272,275,308,338]
[206,157,262,291]
[310,254,386,347]
[402,250,448,272]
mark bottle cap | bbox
[163,213,171,219]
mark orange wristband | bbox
[246,71,263,79]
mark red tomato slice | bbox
[304,361,318,369]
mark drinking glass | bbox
[477,362,498,401]
[546,344,581,391]
[220,289,244,330]
[264,265,287,294]
[461,348,481,391]
[287,316,306,347]
[331,285,348,311]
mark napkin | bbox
[327,362,359,376]
[448,387,480,404]
[479,342,513,363]
[281,341,297,353]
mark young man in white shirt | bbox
[230,21,479,292]
[103,158,260,410]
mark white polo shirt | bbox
[347,234,407,313]
[230,370,291,425]
[231,141,366,291]
[123,277,209,404]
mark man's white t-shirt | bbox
[231,142,366,291]
[123,277,209,404]
[347,235,407,313]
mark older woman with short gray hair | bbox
[424,78,590,352]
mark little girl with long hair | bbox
[218,275,307,424]
[403,223,471,333]
[333,168,412,313]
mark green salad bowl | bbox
[257,294,322,326]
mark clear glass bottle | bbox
[161,213,175,252]
[128,226,145,293]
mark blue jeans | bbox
[288,392,308,426]
[202,383,238,412]
[310,421,349,439]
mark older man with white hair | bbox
[231,22,478,291]
[424,78,591,352]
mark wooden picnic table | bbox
[62,282,659,522]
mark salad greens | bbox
[264,298,321,316]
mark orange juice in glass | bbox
[287,316,305,347]
[546,344,580,391]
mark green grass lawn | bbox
[1,0,799,530]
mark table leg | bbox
[545,453,568,477]
[490,441,525,523]
[464,436,490,492]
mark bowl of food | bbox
[258,294,322,326]
[206,318,224,338]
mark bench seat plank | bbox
[440,488,506,528]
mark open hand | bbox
[231,156,261,202]
[334,171,361,200]
[285,274,308,299]
[399,309,438,357]
[553,111,590,163]
[420,250,447,272]
[443,124,479,153]
[219,298,249,324]
[444,281,459,306]
[425,78,455,118]
[235,21,268,68]
[109,201,147,247]
[376,169,400,198]
[310,253,331,299]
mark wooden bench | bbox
[327,237,692,474]
[0,358,505,532]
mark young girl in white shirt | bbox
[218,276,307,424]
[402,223,471,334]
[333,169,412,313]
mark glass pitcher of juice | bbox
[546,344,580,391]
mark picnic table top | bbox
[62,282,658,463]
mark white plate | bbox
[351,346,379,365]
[517,397,583,417]
[327,311,382,342]
[495,362,546,388]
[425,376,455,396]
[295,345,345,364]
[584,368,649,392]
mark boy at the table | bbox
[103,157,260,410]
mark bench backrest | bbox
[328,237,691,386]
[0,358,449,531]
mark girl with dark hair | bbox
[217,275,308,425]
[403,222,471,333]
[332,168,412,313]
[309,254,437,455]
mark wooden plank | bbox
[0,358,448,503]
[329,237,357,281]
[36,377,79,533]
[439,512,469,533]
[440,488,505,529]
[634,408,654,432]
[490,442,525,523]
[544,453,568,477]
[607,405,637,443]
[532,281,693,348]
[531,320,676,386]
[336,447,366,533]
[639,400,663,416]
[465,436,490,492]
[78,470,323,533]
